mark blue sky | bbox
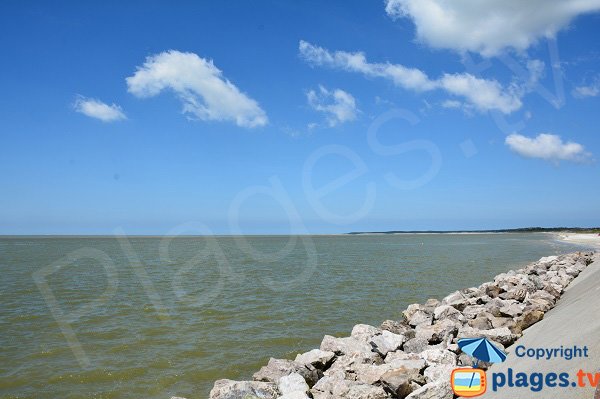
[1,0,600,234]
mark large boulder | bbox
[351,324,381,342]
[441,291,469,311]
[423,363,454,383]
[384,351,427,372]
[458,326,519,347]
[278,373,309,396]
[253,358,319,387]
[380,320,416,339]
[320,335,379,362]
[499,301,525,318]
[402,337,431,354]
[370,330,406,356]
[343,384,388,399]
[462,305,488,319]
[511,307,545,334]
[278,392,310,399]
[419,348,457,366]
[380,366,424,398]
[310,377,387,399]
[467,313,492,330]
[324,352,381,381]
[415,319,458,344]
[403,304,433,327]
[405,380,453,399]
[432,305,465,324]
[294,349,335,370]
[209,379,278,399]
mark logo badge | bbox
[451,367,487,397]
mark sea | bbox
[0,233,592,398]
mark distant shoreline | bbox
[1,227,600,238]
[348,227,600,235]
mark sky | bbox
[1,0,600,235]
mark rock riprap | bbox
[204,252,595,399]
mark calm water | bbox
[0,234,589,398]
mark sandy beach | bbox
[557,232,600,248]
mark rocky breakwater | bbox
[207,252,595,399]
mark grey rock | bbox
[253,358,319,387]
[294,349,335,369]
[380,367,423,398]
[419,348,457,366]
[209,379,278,399]
[462,305,488,319]
[499,301,525,318]
[380,320,416,339]
[423,298,441,311]
[423,363,454,383]
[384,351,426,368]
[512,307,544,334]
[320,335,378,361]
[499,287,528,302]
[344,384,388,399]
[278,373,309,396]
[405,380,453,399]
[432,305,465,324]
[370,330,406,356]
[468,313,492,330]
[278,392,310,399]
[402,337,431,354]
[311,377,387,399]
[404,305,433,327]
[441,290,468,311]
[324,352,381,380]
[350,324,381,343]
[524,297,553,313]
[415,319,458,344]
[458,326,518,346]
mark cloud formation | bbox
[126,50,267,128]
[385,0,600,56]
[573,79,600,98]
[73,96,126,122]
[307,85,358,126]
[299,40,524,114]
[505,133,591,163]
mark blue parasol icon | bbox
[458,337,507,365]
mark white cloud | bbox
[385,0,600,57]
[573,79,600,98]
[307,85,358,126]
[299,40,523,114]
[441,100,462,109]
[126,50,267,128]
[505,133,591,163]
[73,96,126,122]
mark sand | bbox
[557,232,600,248]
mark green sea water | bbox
[0,234,590,398]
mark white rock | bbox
[370,330,405,355]
[350,324,381,342]
[209,379,278,399]
[294,349,335,369]
[423,363,454,383]
[420,348,457,366]
[539,255,558,264]
[278,392,310,399]
[278,373,309,396]
[405,380,453,399]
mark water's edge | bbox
[205,251,597,399]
